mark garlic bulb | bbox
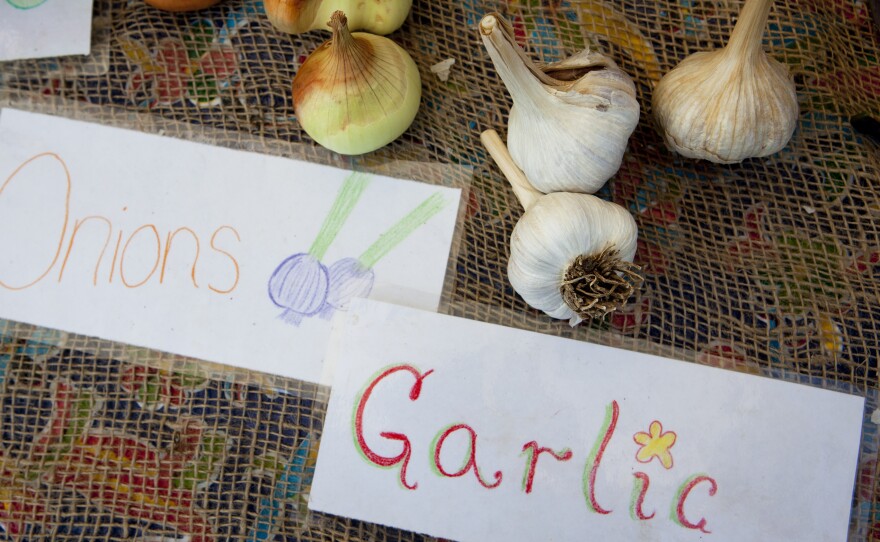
[652,0,798,163]
[480,13,640,194]
[144,0,221,11]
[292,11,421,155]
[265,0,411,35]
[481,130,642,324]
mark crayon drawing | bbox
[268,173,448,326]
[0,0,92,61]
[6,0,48,8]
[0,109,461,384]
[633,421,677,469]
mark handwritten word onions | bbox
[144,0,221,12]
[482,130,642,324]
[480,13,639,194]
[292,11,421,156]
[652,0,798,163]
[265,0,411,35]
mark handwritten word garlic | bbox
[265,0,411,35]
[652,0,798,163]
[292,11,421,155]
[480,13,639,194]
[482,130,642,324]
[144,0,221,11]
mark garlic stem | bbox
[480,129,543,212]
[725,0,774,59]
[480,14,555,111]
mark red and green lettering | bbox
[520,441,572,494]
[352,364,433,490]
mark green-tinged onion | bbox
[292,11,421,156]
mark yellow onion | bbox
[292,11,421,155]
[265,0,411,35]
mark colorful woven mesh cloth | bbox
[1,0,880,539]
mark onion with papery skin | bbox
[144,0,222,12]
[292,11,421,156]
[265,0,411,35]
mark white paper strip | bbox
[0,109,461,383]
[0,0,93,61]
[311,299,864,542]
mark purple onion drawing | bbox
[268,173,369,326]
[319,192,447,320]
[319,257,375,319]
[267,253,329,325]
[268,171,448,325]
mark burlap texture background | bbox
[1,0,879,539]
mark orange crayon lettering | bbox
[120,225,161,288]
[161,227,201,288]
[0,153,70,290]
[58,216,112,286]
[208,226,241,294]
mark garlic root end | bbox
[560,247,643,320]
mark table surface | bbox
[1,0,879,540]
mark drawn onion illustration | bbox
[268,253,329,325]
[6,0,48,9]
[266,172,449,326]
[320,257,376,318]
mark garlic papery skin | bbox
[480,13,640,195]
[292,11,421,156]
[265,0,411,35]
[652,0,798,164]
[481,130,642,324]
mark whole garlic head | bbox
[481,130,642,325]
[652,0,798,164]
[480,13,640,194]
[508,192,639,323]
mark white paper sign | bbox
[0,109,460,383]
[310,299,865,542]
[0,0,94,62]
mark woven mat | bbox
[1,0,880,539]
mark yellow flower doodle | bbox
[633,420,677,469]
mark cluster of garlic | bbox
[480,13,643,325]
[482,0,799,323]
